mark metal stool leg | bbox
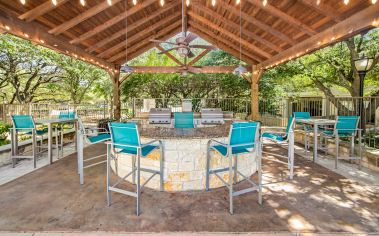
[106,144,112,207]
[32,130,37,169]
[258,143,263,205]
[335,135,339,169]
[205,141,211,191]
[159,142,164,191]
[233,154,238,184]
[228,151,233,214]
[136,150,141,216]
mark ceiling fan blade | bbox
[157,47,180,54]
[184,33,197,43]
[187,50,195,58]
[189,45,217,50]
[150,39,178,46]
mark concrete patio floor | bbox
[0,143,378,234]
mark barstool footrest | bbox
[109,186,137,198]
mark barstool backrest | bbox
[285,116,295,135]
[174,112,194,128]
[11,115,35,130]
[59,111,76,119]
[335,116,360,136]
[229,122,260,147]
[109,122,140,148]
[293,112,311,119]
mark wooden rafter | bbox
[246,0,317,36]
[297,0,343,23]
[219,0,296,46]
[191,3,282,53]
[0,10,113,69]
[71,0,157,45]
[109,22,182,62]
[189,12,272,59]
[259,3,379,68]
[189,25,258,65]
[19,0,69,22]
[98,12,181,58]
[130,66,252,74]
[188,49,210,66]
[49,0,122,35]
[156,45,184,66]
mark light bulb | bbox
[52,0,57,6]
[160,0,164,6]
[212,0,216,6]
[107,0,112,6]
[372,0,377,4]
[80,0,85,6]
[20,0,26,4]
[344,0,349,5]
[236,0,240,4]
[263,0,267,6]
[133,0,137,5]
[186,0,190,6]
[316,0,321,5]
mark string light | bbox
[52,0,57,6]
[263,0,267,6]
[160,0,164,6]
[133,0,137,5]
[373,18,379,27]
[344,0,349,5]
[372,0,377,4]
[20,0,26,4]
[107,0,112,6]
[40,39,45,44]
[316,0,321,5]
[212,0,216,7]
[186,0,190,6]
[24,33,29,38]
[80,0,85,6]
[236,0,240,4]
[5,25,10,30]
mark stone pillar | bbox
[111,66,121,121]
[251,65,264,121]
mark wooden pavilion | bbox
[0,0,378,120]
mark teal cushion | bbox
[26,129,48,136]
[262,132,285,142]
[211,144,253,157]
[119,144,158,157]
[87,133,110,143]
[322,130,352,137]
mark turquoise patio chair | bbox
[320,116,362,169]
[261,116,295,179]
[10,115,48,168]
[56,110,77,157]
[76,117,111,184]
[293,111,312,153]
[174,112,195,128]
[107,122,164,216]
[206,122,262,214]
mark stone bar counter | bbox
[111,121,258,191]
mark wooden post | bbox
[251,65,264,121]
[111,66,121,121]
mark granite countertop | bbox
[139,122,231,139]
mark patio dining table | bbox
[296,118,335,162]
[35,118,78,164]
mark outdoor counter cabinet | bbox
[109,121,259,192]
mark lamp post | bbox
[353,55,374,130]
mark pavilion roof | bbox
[0,0,378,72]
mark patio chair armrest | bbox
[141,139,162,147]
[106,142,140,149]
[208,139,227,147]
[261,126,285,130]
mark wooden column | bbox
[111,66,121,121]
[251,65,264,121]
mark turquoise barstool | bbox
[293,112,312,153]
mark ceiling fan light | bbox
[52,0,57,6]
[107,0,112,6]
[20,0,26,4]
[233,65,247,75]
[121,64,134,73]
[160,0,165,6]
[80,0,85,6]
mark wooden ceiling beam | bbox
[219,0,296,46]
[19,0,69,22]
[99,12,181,59]
[246,0,317,36]
[109,22,182,62]
[259,3,379,68]
[191,3,282,53]
[188,12,272,59]
[189,24,258,65]
[49,0,122,35]
[130,66,252,74]
[71,0,158,45]
[297,0,343,23]
[156,45,184,66]
[188,49,210,66]
[0,10,113,69]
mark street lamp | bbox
[354,55,374,130]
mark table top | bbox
[36,118,77,124]
[296,118,336,125]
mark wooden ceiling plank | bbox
[219,0,296,46]
[71,0,158,44]
[49,0,122,35]
[109,22,182,62]
[99,12,181,58]
[19,0,70,22]
[0,10,113,69]
[259,3,379,68]
[188,49,210,66]
[192,3,282,53]
[297,0,343,23]
[246,0,317,36]
[189,12,272,59]
[156,45,185,66]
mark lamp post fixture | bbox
[354,55,374,130]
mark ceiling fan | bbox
[150,0,216,59]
